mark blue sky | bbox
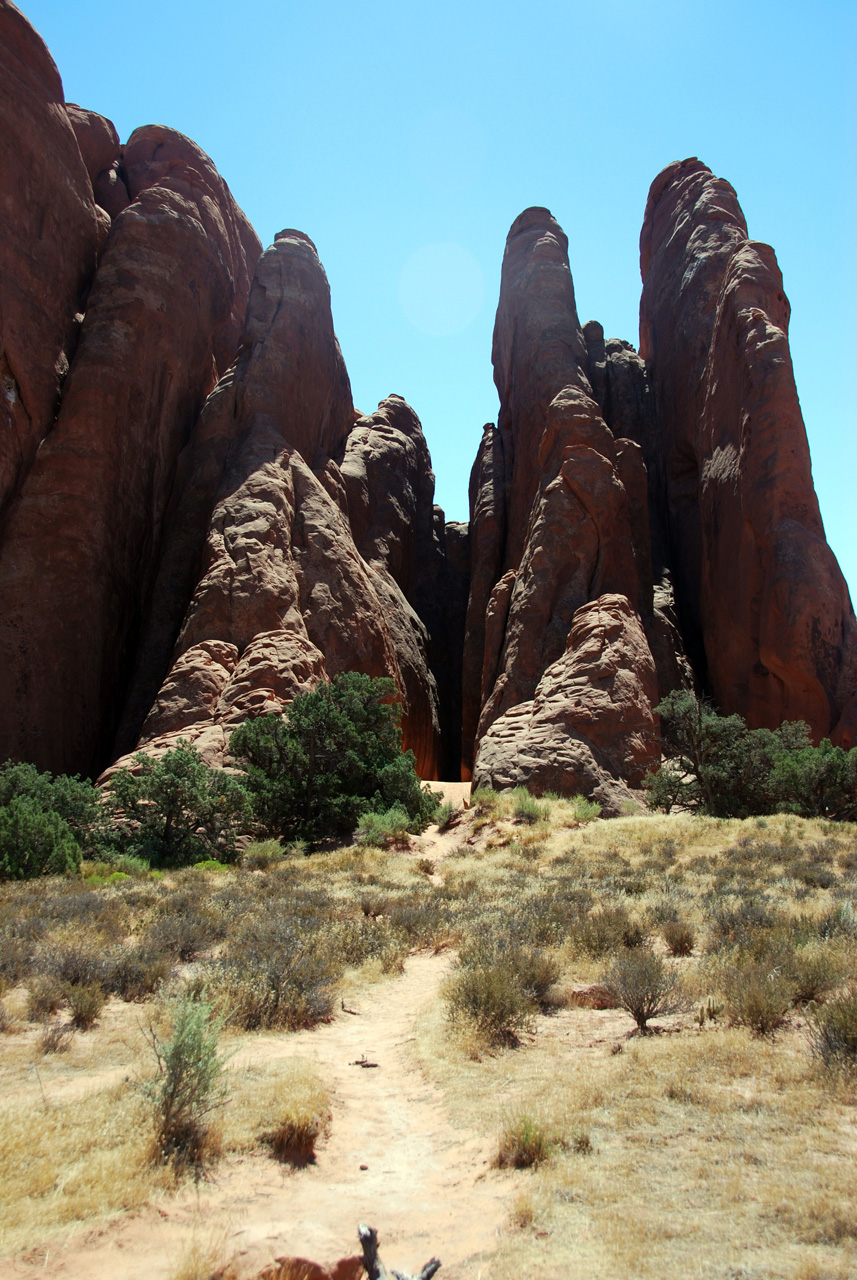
[23,0,856,596]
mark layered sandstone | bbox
[472,594,660,815]
[0,0,100,518]
[0,0,852,800]
[115,233,445,779]
[0,7,262,777]
[639,158,857,745]
[463,208,661,792]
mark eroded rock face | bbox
[0,1,100,518]
[117,234,444,779]
[640,158,857,743]
[472,594,660,815]
[0,115,261,775]
[465,208,659,784]
[1,10,852,804]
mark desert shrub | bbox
[445,936,559,1045]
[211,916,340,1031]
[38,935,108,988]
[145,897,223,962]
[0,913,42,984]
[662,920,697,957]
[790,862,837,890]
[230,672,438,842]
[65,980,106,1030]
[334,914,410,971]
[720,958,795,1035]
[512,787,548,825]
[385,893,452,948]
[143,993,227,1172]
[354,804,413,848]
[445,962,533,1047]
[602,947,685,1032]
[783,943,848,1005]
[808,988,857,1070]
[105,945,171,1001]
[434,801,455,831]
[241,839,284,870]
[501,887,587,948]
[40,1019,74,1054]
[27,974,65,1022]
[106,743,251,868]
[0,796,81,880]
[707,899,777,953]
[574,904,647,957]
[496,1110,553,1169]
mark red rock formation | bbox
[472,594,660,814]
[464,208,659,784]
[117,234,443,779]
[640,158,857,744]
[0,118,261,776]
[65,103,131,221]
[0,1,100,518]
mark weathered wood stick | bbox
[358,1225,440,1280]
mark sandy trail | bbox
[4,949,507,1280]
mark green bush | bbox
[241,839,284,870]
[645,690,857,820]
[434,801,456,831]
[0,761,105,856]
[568,795,602,823]
[512,787,548,825]
[354,804,413,848]
[107,743,250,867]
[230,672,438,843]
[772,739,857,821]
[0,796,82,880]
[496,1110,554,1169]
[143,993,227,1171]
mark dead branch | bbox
[358,1224,440,1280]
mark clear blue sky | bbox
[23,0,857,597]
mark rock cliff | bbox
[639,158,856,747]
[0,2,853,794]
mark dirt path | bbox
[5,952,507,1280]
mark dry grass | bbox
[0,803,855,1274]
[0,1084,170,1254]
[221,1056,331,1164]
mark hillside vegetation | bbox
[0,793,855,1276]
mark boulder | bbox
[472,594,660,816]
